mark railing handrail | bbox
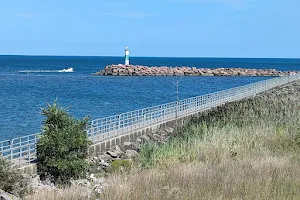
[91,77,267,123]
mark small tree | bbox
[37,102,91,183]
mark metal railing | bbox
[1,74,300,167]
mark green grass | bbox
[136,96,300,169]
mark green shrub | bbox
[0,157,28,197]
[37,102,92,183]
[108,160,132,173]
[137,142,159,169]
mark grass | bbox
[136,97,300,169]
[101,157,300,199]
[100,81,300,199]
[24,185,95,200]
[24,81,300,199]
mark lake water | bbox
[1,56,300,141]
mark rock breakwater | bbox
[93,64,297,76]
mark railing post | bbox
[28,144,31,165]
[10,141,12,160]
[118,114,121,129]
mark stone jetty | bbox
[93,65,297,77]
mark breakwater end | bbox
[93,64,297,76]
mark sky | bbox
[0,0,300,58]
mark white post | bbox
[125,47,130,65]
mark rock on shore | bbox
[0,189,20,200]
[93,64,297,77]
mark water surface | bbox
[1,56,299,140]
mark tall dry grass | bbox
[24,185,96,200]
[102,156,300,200]
[100,81,300,199]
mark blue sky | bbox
[0,0,299,57]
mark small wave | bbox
[18,68,74,73]
[18,70,61,73]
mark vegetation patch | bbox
[99,81,300,199]
[107,159,132,174]
[36,102,92,184]
[0,157,29,197]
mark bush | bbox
[108,160,132,174]
[37,102,92,183]
[0,157,28,197]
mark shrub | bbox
[37,102,92,183]
[0,157,28,197]
[137,142,159,169]
[107,160,132,174]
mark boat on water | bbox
[58,67,74,73]
[18,67,74,73]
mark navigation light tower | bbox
[125,47,130,65]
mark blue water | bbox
[1,56,300,141]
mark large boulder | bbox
[99,154,112,162]
[122,142,141,152]
[107,151,118,158]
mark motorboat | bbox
[59,67,74,73]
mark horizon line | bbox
[0,54,300,60]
